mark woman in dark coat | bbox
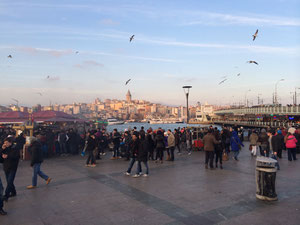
[155,130,165,163]
[133,133,149,177]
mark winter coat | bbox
[86,136,96,152]
[129,139,139,158]
[112,132,121,146]
[258,132,269,147]
[271,134,284,153]
[285,135,297,149]
[137,139,148,162]
[230,131,244,152]
[249,133,259,145]
[203,133,219,151]
[155,133,165,149]
[174,132,180,145]
[167,133,175,148]
[0,145,20,172]
[29,140,44,166]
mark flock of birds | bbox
[6,30,259,95]
[218,29,259,85]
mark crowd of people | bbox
[0,124,299,215]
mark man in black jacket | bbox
[125,132,139,175]
[111,129,121,160]
[85,131,97,167]
[0,137,20,201]
[27,135,51,189]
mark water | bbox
[106,122,219,133]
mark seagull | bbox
[252,29,258,41]
[36,92,43,96]
[218,79,227,85]
[237,73,241,76]
[220,75,227,79]
[46,76,50,79]
[125,79,131,85]
[7,55,12,58]
[129,35,135,42]
[247,61,258,65]
[75,51,79,54]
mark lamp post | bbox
[244,89,251,107]
[294,87,300,105]
[257,94,262,105]
[182,86,192,124]
[274,79,284,105]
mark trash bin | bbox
[255,156,278,201]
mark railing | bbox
[213,120,297,128]
[215,105,300,115]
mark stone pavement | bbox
[1,143,300,225]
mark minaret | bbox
[126,90,132,103]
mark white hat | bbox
[288,127,296,134]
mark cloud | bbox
[182,11,300,27]
[74,60,104,69]
[100,19,120,26]
[15,46,73,57]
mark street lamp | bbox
[294,87,300,105]
[274,79,284,105]
[182,86,192,124]
[244,89,251,107]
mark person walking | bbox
[249,130,259,156]
[174,129,181,155]
[0,137,20,201]
[258,129,269,157]
[85,131,97,167]
[27,135,51,189]
[203,129,219,169]
[58,130,68,156]
[284,130,298,161]
[167,129,175,161]
[111,129,121,160]
[133,133,149,177]
[230,130,244,161]
[155,130,165,163]
[146,129,155,161]
[214,130,223,169]
[125,132,139,176]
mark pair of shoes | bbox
[188,152,192,155]
[0,209,7,216]
[102,153,106,156]
[27,185,36,189]
[46,178,52,185]
[132,174,140,178]
[124,172,130,176]
[143,174,149,177]
[118,156,122,159]
[110,157,116,160]
[85,164,90,167]
[90,164,96,168]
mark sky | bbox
[0,0,300,107]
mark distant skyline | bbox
[1,0,300,107]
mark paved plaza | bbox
[1,143,300,225]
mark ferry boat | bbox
[107,118,125,125]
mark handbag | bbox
[222,152,228,161]
[249,145,253,151]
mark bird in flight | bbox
[218,79,227,85]
[252,29,258,41]
[129,35,135,42]
[125,79,131,85]
[75,51,79,54]
[7,55,12,58]
[237,73,241,76]
[36,92,43,96]
[46,76,50,79]
[247,61,258,65]
[220,75,227,79]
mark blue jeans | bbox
[126,158,136,173]
[136,161,149,175]
[287,148,297,161]
[4,170,17,197]
[113,144,120,157]
[32,163,49,186]
[233,150,240,159]
[0,177,3,209]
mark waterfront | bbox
[106,122,219,132]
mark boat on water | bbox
[149,119,183,124]
[107,118,125,125]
